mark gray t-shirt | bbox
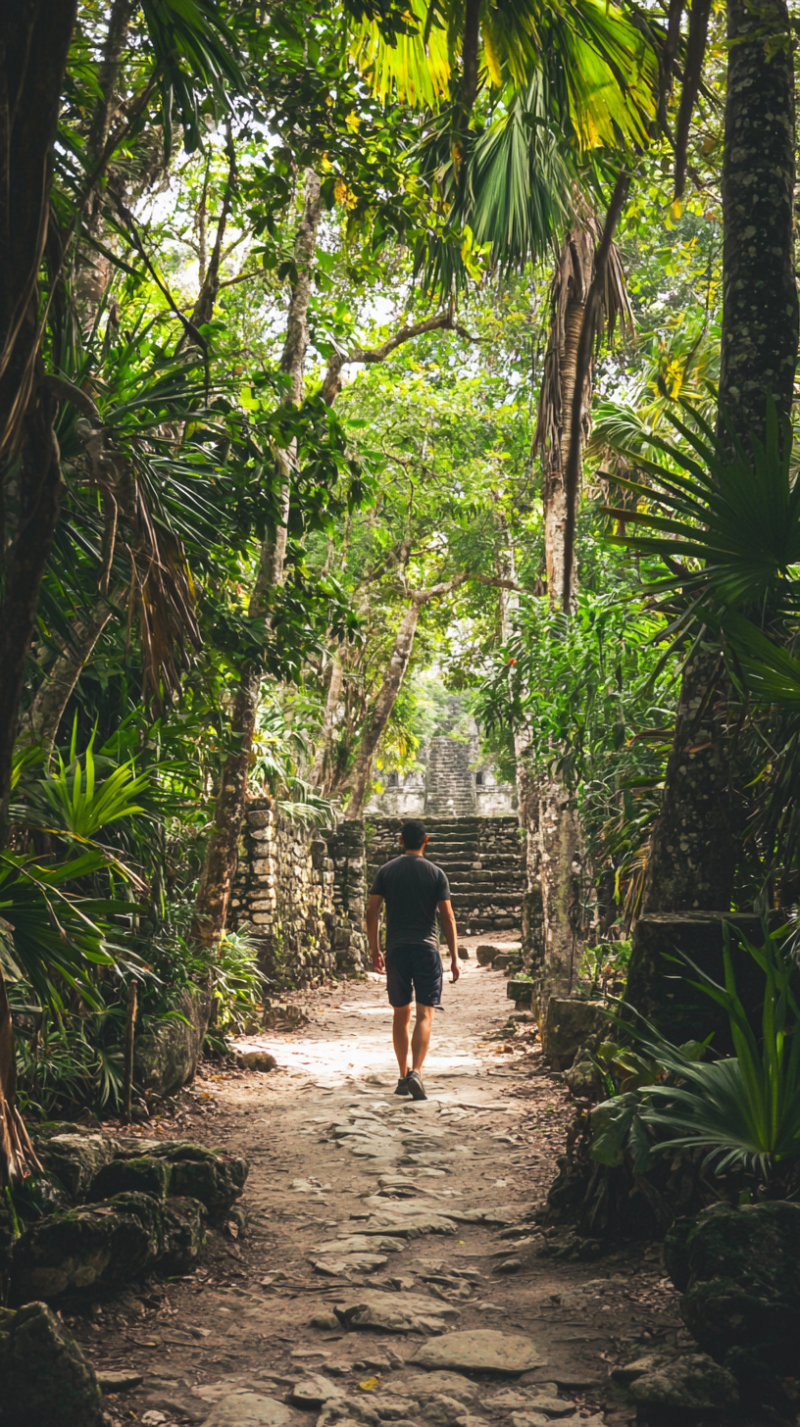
[370,854,451,953]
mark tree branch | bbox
[320,313,473,404]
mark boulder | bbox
[37,1129,116,1200]
[11,1191,162,1301]
[0,1301,106,1427]
[89,1154,172,1201]
[668,1201,800,1374]
[540,999,606,1070]
[235,1051,278,1072]
[146,1142,248,1216]
[161,1196,208,1273]
[476,946,497,967]
[624,1352,739,1415]
[135,982,211,1097]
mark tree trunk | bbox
[310,653,344,791]
[0,1,78,839]
[190,172,322,950]
[24,588,124,756]
[638,0,797,918]
[719,0,797,435]
[532,221,598,999]
[346,600,423,819]
[535,225,595,613]
[642,648,735,913]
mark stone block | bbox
[626,912,783,1048]
[540,998,607,1070]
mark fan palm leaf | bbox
[352,0,656,151]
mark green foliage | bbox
[212,929,267,1036]
[476,580,677,918]
[591,926,800,1183]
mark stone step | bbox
[445,874,524,889]
[427,857,524,871]
[448,892,523,909]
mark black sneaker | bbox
[407,1070,427,1101]
[394,1074,412,1096]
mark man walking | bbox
[366,819,460,1101]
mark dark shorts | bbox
[385,942,443,1009]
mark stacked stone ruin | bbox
[230,799,367,987]
[366,816,526,934]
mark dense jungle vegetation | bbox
[3,0,800,1227]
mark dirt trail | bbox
[77,949,685,1427]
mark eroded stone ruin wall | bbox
[231,799,367,988]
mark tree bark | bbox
[23,587,124,756]
[534,225,595,612]
[190,171,322,950]
[638,0,797,918]
[310,653,344,791]
[0,0,78,839]
[719,0,797,436]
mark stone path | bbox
[74,947,689,1427]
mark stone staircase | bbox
[366,816,524,933]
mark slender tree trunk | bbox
[535,224,595,613]
[532,222,598,998]
[495,520,546,984]
[310,654,344,791]
[190,172,322,950]
[346,600,423,819]
[0,1,78,840]
[23,586,125,756]
[638,0,797,917]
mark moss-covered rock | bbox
[36,1130,116,1200]
[88,1154,172,1201]
[154,1142,248,1216]
[0,1301,106,1427]
[134,983,211,1096]
[10,1192,161,1302]
[161,1196,207,1274]
[671,1201,800,1374]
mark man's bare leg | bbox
[411,1004,434,1072]
[393,1005,412,1077]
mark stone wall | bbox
[230,800,367,989]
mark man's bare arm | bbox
[438,899,460,983]
[366,893,385,971]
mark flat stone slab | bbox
[333,1290,460,1334]
[98,1369,144,1391]
[201,1393,300,1427]
[313,1236,407,1254]
[360,1214,458,1238]
[410,1330,547,1376]
[311,1255,387,1275]
[362,1199,517,1228]
[395,1373,477,1403]
[290,1375,345,1407]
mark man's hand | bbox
[450,957,460,984]
[372,948,385,973]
